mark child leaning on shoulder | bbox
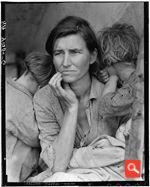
[97,23,140,142]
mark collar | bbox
[89,76,104,101]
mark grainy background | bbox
[5,2,143,54]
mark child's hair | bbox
[24,52,55,87]
[98,23,140,66]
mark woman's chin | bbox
[62,76,76,83]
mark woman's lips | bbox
[62,70,75,74]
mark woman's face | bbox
[53,34,96,83]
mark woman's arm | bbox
[49,72,79,172]
[52,104,78,172]
[34,72,79,173]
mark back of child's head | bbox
[24,52,55,88]
[98,23,140,67]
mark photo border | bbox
[1,1,149,186]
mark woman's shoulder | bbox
[34,84,59,106]
[34,84,54,97]
[92,76,105,90]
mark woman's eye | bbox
[70,50,80,55]
[53,51,63,56]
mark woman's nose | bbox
[63,53,71,67]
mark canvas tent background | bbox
[5,2,143,54]
[5,2,144,177]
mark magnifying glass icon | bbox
[127,163,139,174]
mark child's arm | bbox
[101,75,118,97]
[99,79,135,117]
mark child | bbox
[97,23,141,142]
[6,52,55,181]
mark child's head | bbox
[98,23,140,67]
[24,52,55,88]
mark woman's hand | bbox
[49,72,78,109]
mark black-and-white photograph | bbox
[2,1,148,186]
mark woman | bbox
[33,16,127,182]
[6,52,55,182]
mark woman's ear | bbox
[90,49,97,65]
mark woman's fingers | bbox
[48,72,78,107]
[55,76,66,96]
[49,72,61,86]
[49,72,63,96]
[50,73,68,98]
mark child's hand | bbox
[99,69,110,83]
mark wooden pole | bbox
[125,36,144,178]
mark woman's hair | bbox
[45,16,102,75]
[98,23,140,67]
[24,52,55,87]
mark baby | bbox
[97,23,140,142]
